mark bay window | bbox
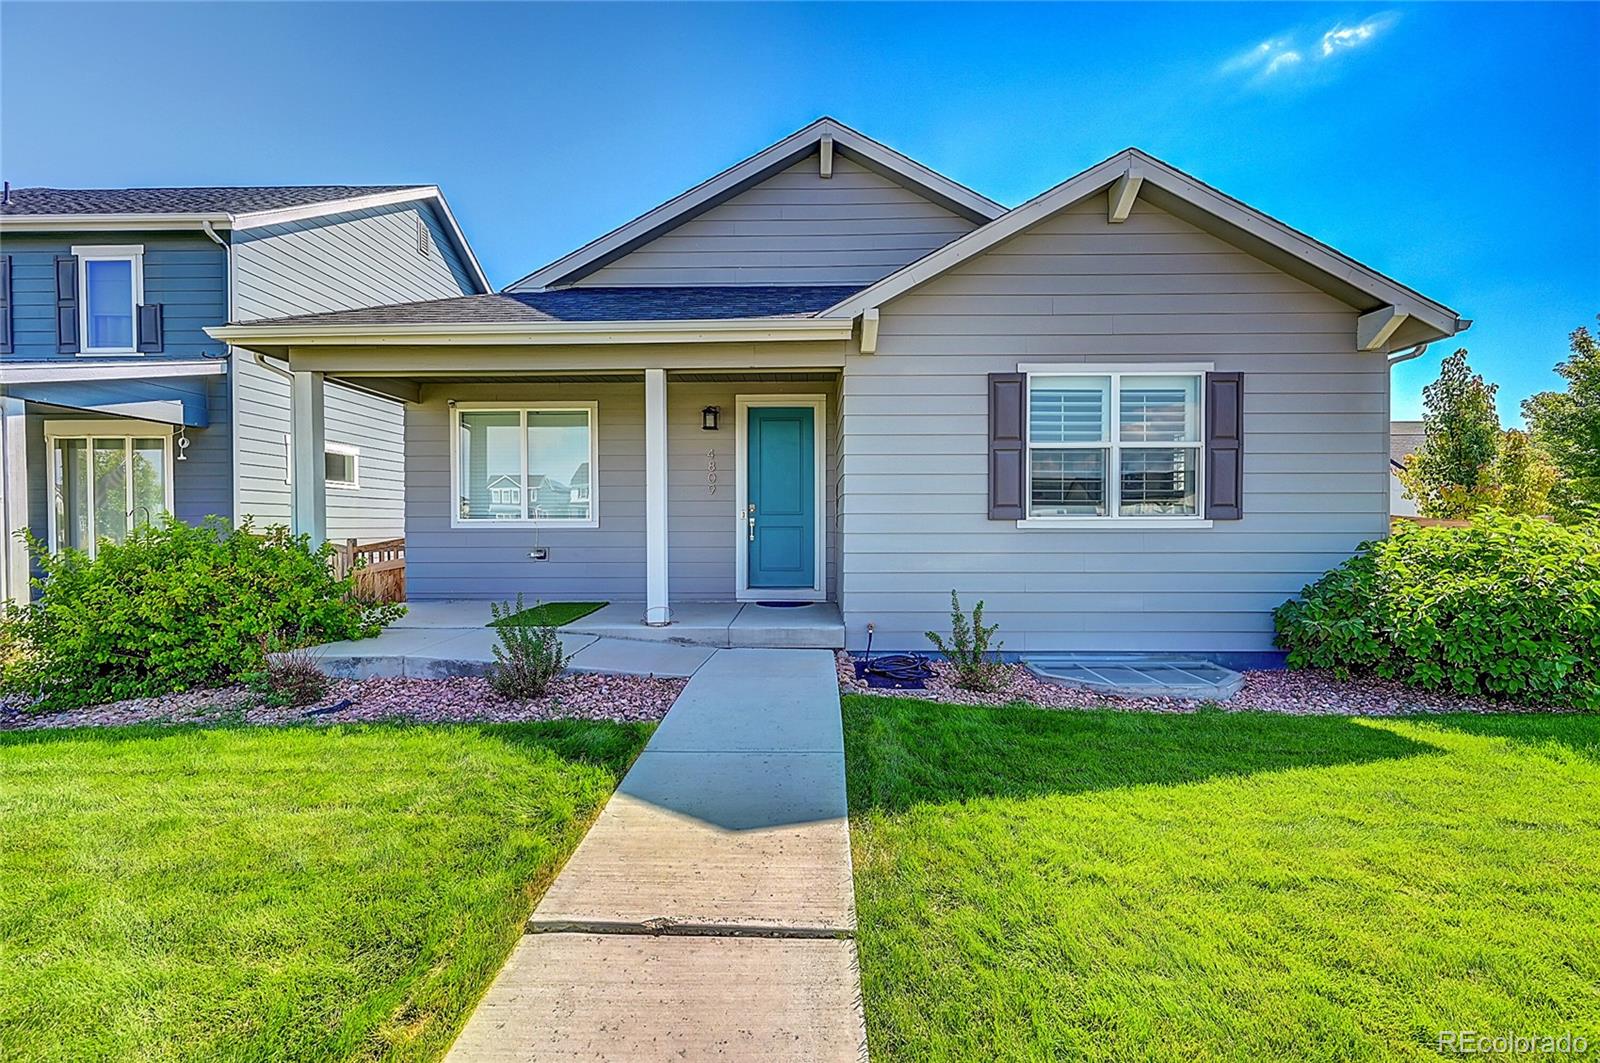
[1025,369,1204,521]
[452,402,598,526]
[47,421,172,557]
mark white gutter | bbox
[0,213,232,232]
[207,317,855,348]
[0,359,227,385]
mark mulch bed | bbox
[837,652,1569,716]
[0,673,685,733]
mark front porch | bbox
[312,598,843,680]
[279,362,845,630]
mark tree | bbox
[1524,321,1600,522]
[1491,429,1558,517]
[1398,349,1502,518]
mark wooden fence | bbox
[331,537,405,603]
[1391,516,1473,529]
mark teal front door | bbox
[746,406,816,590]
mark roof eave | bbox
[821,147,1465,345]
[0,213,234,232]
[206,316,855,349]
[506,117,1004,292]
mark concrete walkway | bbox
[445,648,867,1062]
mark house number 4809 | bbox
[707,449,717,494]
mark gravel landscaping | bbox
[838,651,1572,715]
[0,672,684,732]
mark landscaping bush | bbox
[243,641,333,708]
[488,594,571,699]
[926,590,1006,692]
[1274,512,1600,707]
[4,517,401,710]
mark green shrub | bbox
[5,517,401,710]
[1274,512,1600,707]
[488,595,571,699]
[926,590,1006,692]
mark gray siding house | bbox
[0,185,487,602]
[215,119,1467,662]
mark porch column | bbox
[0,396,31,605]
[289,370,327,545]
[643,368,670,625]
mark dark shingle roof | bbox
[1,185,427,216]
[241,286,865,327]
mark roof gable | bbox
[507,117,1002,291]
[824,148,1465,349]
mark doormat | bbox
[754,601,811,608]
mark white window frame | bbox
[72,244,145,357]
[449,400,600,529]
[43,417,176,558]
[325,443,360,490]
[1017,362,1213,529]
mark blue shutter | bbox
[137,303,164,353]
[55,255,79,354]
[0,256,12,355]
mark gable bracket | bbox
[1357,305,1409,351]
[1107,166,1144,224]
[858,308,880,354]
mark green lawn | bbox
[843,696,1600,1062]
[489,601,608,628]
[0,720,651,1062]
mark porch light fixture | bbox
[701,405,721,431]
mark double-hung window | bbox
[1025,368,1205,522]
[452,402,598,527]
[46,420,173,557]
[72,245,144,356]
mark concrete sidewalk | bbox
[445,648,867,1062]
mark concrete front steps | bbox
[566,601,844,650]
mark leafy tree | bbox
[1524,321,1600,522]
[1491,429,1558,517]
[1397,349,1502,518]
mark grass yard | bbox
[0,720,651,1062]
[843,696,1600,1062]
[489,601,608,628]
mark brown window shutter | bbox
[1205,371,1244,520]
[988,372,1026,519]
[55,255,79,354]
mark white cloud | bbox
[1221,12,1397,85]
[1320,14,1396,57]
[1265,51,1303,76]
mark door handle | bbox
[748,515,756,542]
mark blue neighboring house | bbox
[0,185,489,603]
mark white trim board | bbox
[734,394,827,603]
[0,359,226,385]
[506,117,1004,291]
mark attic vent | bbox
[416,216,432,257]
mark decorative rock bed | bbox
[0,673,685,733]
[837,652,1568,716]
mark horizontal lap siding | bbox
[231,202,478,540]
[405,378,839,602]
[2,232,233,542]
[578,156,978,287]
[839,197,1387,653]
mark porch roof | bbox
[227,285,864,328]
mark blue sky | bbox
[3,2,1595,420]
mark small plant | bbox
[244,640,331,708]
[926,590,1006,692]
[488,595,572,699]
